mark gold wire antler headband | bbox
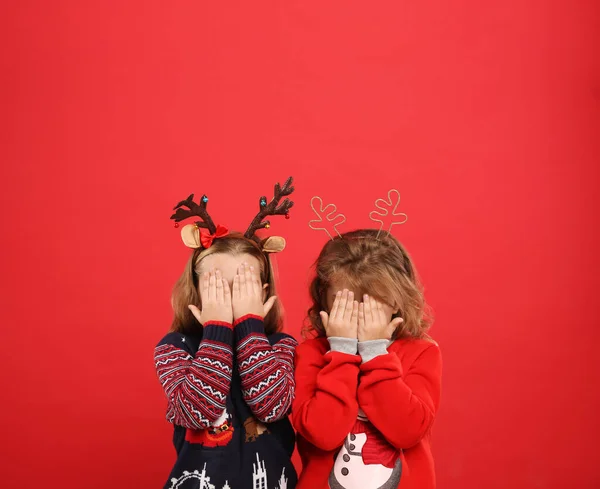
[308,196,347,240]
[369,189,408,238]
[308,189,407,240]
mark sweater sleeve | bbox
[234,314,298,423]
[291,338,361,451]
[154,322,233,430]
[357,342,442,449]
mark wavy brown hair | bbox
[306,229,432,339]
[171,232,283,335]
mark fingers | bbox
[370,296,379,324]
[188,304,202,323]
[376,299,388,325]
[249,264,261,296]
[358,302,365,330]
[200,272,210,301]
[238,265,246,297]
[236,263,259,296]
[389,317,404,329]
[343,291,355,322]
[215,269,224,303]
[320,311,329,329]
[330,291,341,319]
[208,270,216,301]
[222,278,232,307]
[388,317,404,337]
[263,295,277,316]
[233,274,241,301]
[363,294,372,326]
[350,300,359,328]
[243,263,254,296]
[336,290,349,321]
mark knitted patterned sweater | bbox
[154,314,298,489]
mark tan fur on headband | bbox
[180,224,201,249]
[261,236,286,253]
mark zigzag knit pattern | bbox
[154,323,234,430]
[234,315,297,423]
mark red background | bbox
[1,1,599,488]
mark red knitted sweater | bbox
[292,336,442,489]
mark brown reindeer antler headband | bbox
[244,176,295,238]
[171,193,217,233]
[308,188,407,240]
[171,176,294,253]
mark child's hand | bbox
[358,295,404,341]
[232,263,277,320]
[320,289,359,339]
[188,269,233,325]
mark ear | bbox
[181,224,201,248]
[262,283,269,301]
[262,236,286,253]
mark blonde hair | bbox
[171,232,283,334]
[306,229,432,339]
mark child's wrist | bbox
[232,307,264,322]
[233,314,264,327]
[357,339,389,363]
[203,319,233,329]
[328,337,358,355]
[201,321,234,344]
[233,315,265,344]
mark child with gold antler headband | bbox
[154,177,298,489]
[293,190,442,489]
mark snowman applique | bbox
[328,409,402,489]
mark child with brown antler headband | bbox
[154,177,297,489]
[293,191,442,489]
